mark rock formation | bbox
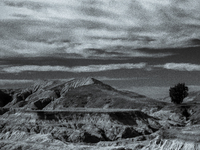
[0,77,200,149]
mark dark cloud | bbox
[12,13,29,18]
[85,48,125,56]
[190,39,200,46]
[78,5,117,18]
[88,35,156,43]
[4,1,46,11]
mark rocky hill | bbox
[2,77,166,112]
[1,77,200,149]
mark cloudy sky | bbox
[1,0,200,92]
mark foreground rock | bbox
[0,109,160,149]
[142,124,200,150]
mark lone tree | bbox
[169,83,188,104]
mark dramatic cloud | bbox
[156,63,200,71]
[1,63,147,73]
[3,62,200,74]
[0,0,200,59]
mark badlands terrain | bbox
[0,77,200,150]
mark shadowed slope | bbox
[41,78,166,111]
[0,90,12,107]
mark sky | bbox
[1,0,200,96]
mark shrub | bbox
[169,83,188,104]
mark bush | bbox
[169,83,188,104]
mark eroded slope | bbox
[1,78,200,149]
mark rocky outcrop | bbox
[0,109,161,144]
[24,90,58,110]
[0,108,9,115]
[5,89,32,108]
[142,138,200,150]
[32,78,95,96]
